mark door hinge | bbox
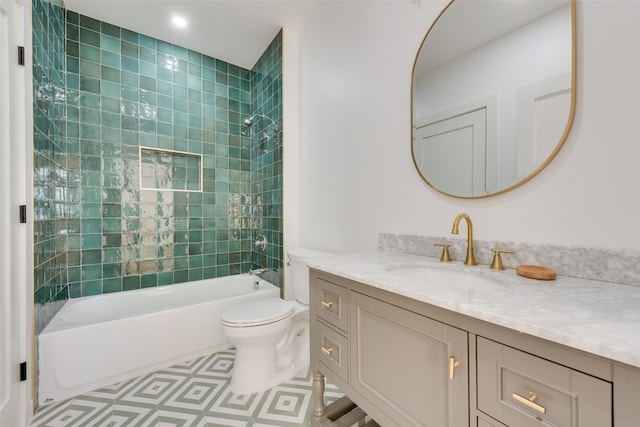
[19,362,27,381]
[18,46,25,66]
[19,205,26,223]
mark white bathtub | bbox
[37,274,279,406]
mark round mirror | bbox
[411,0,576,198]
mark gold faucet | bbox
[451,213,477,266]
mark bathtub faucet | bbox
[249,268,272,282]
[248,267,270,279]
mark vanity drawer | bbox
[316,278,348,332]
[316,320,348,383]
[477,337,612,427]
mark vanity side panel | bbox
[309,271,322,374]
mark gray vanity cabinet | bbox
[350,291,468,427]
[310,269,631,427]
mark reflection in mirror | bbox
[412,0,575,198]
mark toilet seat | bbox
[221,298,295,327]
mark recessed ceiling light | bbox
[172,16,187,28]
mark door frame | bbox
[0,0,33,424]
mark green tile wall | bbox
[32,0,68,334]
[33,1,283,322]
[251,32,283,286]
[64,11,259,298]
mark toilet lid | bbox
[221,298,295,327]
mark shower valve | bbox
[255,235,267,251]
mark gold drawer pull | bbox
[448,356,461,379]
[512,392,547,414]
[322,346,336,356]
[321,300,335,309]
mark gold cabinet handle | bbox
[321,346,335,356]
[512,392,547,414]
[321,300,335,309]
[448,356,461,379]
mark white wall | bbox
[284,1,431,253]
[285,0,640,254]
[60,1,638,256]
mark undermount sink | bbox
[384,264,501,288]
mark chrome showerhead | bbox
[243,113,278,130]
[244,115,256,127]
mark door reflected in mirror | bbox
[412,0,576,198]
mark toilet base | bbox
[226,308,310,395]
[229,346,309,395]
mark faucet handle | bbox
[434,243,452,263]
[490,248,515,270]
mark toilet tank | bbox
[287,248,332,305]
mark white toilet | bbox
[221,248,331,395]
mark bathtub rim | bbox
[40,273,278,335]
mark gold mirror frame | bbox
[411,0,577,199]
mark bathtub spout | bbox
[248,267,279,286]
[249,267,270,279]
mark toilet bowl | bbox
[221,248,331,395]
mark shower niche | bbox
[139,147,203,192]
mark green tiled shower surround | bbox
[32,0,283,333]
[250,31,283,276]
[33,0,68,335]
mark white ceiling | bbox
[64,0,569,73]
[62,0,320,70]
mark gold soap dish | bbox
[516,265,557,280]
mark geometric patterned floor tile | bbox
[31,349,348,427]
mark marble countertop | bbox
[306,250,640,369]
